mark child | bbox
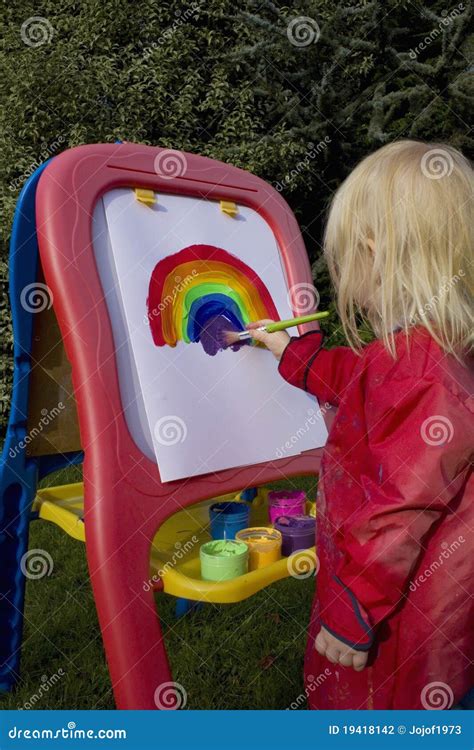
[250,140,473,710]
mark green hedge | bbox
[1,0,472,435]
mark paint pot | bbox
[235,527,282,570]
[274,515,315,556]
[200,540,248,581]
[268,490,306,524]
[306,501,316,518]
[209,501,250,540]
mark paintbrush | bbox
[223,311,330,347]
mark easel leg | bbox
[85,508,178,709]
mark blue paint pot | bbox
[209,502,251,540]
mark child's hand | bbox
[246,319,290,360]
[315,627,368,671]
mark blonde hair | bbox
[324,140,473,358]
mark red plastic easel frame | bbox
[36,143,329,709]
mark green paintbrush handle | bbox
[265,311,330,333]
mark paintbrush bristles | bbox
[223,329,250,346]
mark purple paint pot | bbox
[273,515,315,556]
[268,490,306,525]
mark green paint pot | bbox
[200,540,249,582]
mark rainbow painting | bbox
[147,244,279,355]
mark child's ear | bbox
[367,238,375,254]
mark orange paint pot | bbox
[235,527,282,571]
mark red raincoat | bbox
[278,327,473,709]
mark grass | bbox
[0,467,317,710]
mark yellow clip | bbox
[135,188,156,206]
[220,200,238,218]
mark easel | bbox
[0,144,329,708]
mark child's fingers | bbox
[314,631,327,656]
[352,652,368,671]
[338,651,354,668]
[315,628,368,672]
[324,647,341,664]
[248,328,268,343]
[246,327,290,360]
[246,319,274,330]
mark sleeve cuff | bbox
[319,576,374,651]
[278,331,324,390]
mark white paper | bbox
[100,189,327,482]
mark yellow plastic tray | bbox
[33,483,317,604]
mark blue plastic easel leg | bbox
[175,598,204,618]
[0,161,83,691]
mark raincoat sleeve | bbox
[319,378,473,651]
[278,331,361,407]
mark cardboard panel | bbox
[27,278,81,456]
